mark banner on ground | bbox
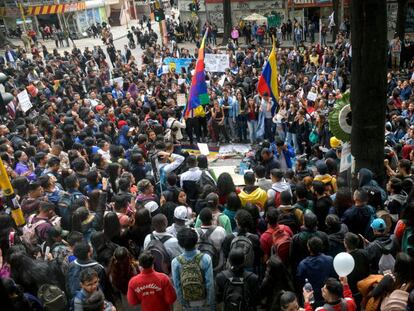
[205,53,230,72]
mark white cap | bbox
[174,205,188,221]
[144,201,159,213]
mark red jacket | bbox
[260,224,293,260]
[305,284,357,311]
[127,268,176,311]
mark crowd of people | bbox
[1,12,414,311]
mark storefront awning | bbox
[0,2,87,17]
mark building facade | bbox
[0,0,134,36]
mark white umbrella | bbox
[243,13,267,23]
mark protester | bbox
[2,14,414,311]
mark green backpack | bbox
[402,225,414,257]
[177,253,206,302]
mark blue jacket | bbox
[171,249,215,310]
[270,144,295,169]
[219,96,238,119]
[297,254,335,304]
[118,125,131,150]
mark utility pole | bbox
[16,0,27,33]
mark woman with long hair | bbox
[217,172,238,205]
[104,211,127,247]
[260,255,295,310]
[236,90,248,142]
[126,208,152,251]
[246,97,259,144]
[224,192,241,232]
[106,162,122,194]
[13,151,36,181]
[9,250,65,295]
[108,247,139,310]
[332,188,353,218]
[210,100,229,144]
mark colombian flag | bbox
[184,30,210,118]
[257,37,279,103]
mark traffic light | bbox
[154,8,160,21]
[154,8,165,22]
[195,1,200,11]
[188,3,194,12]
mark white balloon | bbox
[333,252,355,277]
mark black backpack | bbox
[196,227,223,273]
[146,234,172,274]
[278,208,300,233]
[197,170,216,189]
[223,270,253,311]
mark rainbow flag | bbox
[257,37,279,103]
[184,31,210,118]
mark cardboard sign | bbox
[177,93,186,107]
[17,90,32,113]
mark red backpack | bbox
[272,188,282,208]
[270,226,292,263]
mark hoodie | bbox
[386,193,407,220]
[314,174,337,193]
[365,234,399,273]
[327,224,349,257]
[118,125,131,150]
[238,185,268,210]
[267,181,292,201]
[358,168,387,202]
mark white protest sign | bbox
[197,143,210,155]
[307,91,317,102]
[205,53,230,72]
[17,90,32,113]
[177,93,187,107]
[178,78,186,85]
[340,142,353,173]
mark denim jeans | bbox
[224,116,237,140]
[237,114,248,142]
[264,118,273,141]
[285,131,299,153]
[247,120,257,144]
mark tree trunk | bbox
[222,0,232,45]
[332,0,339,42]
[396,0,408,39]
[351,0,387,185]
